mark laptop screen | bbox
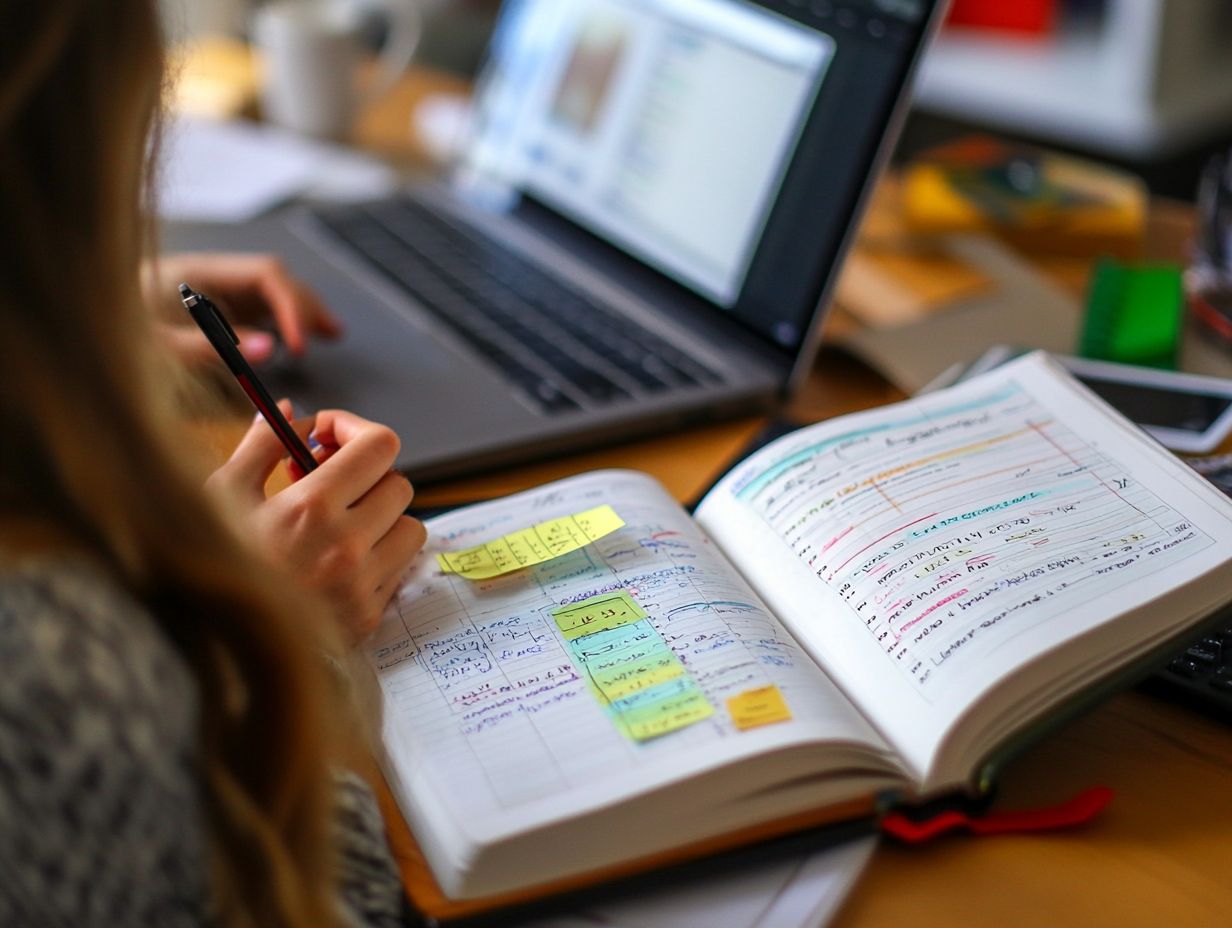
[464,0,933,352]
[465,0,834,306]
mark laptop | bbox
[170,0,943,480]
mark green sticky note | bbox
[552,590,647,641]
[590,649,684,702]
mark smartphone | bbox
[921,348,1232,455]
[1056,356,1232,454]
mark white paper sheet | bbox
[157,116,397,222]
[521,836,877,928]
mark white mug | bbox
[253,0,421,140]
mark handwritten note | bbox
[727,374,1215,695]
[437,505,625,579]
[556,591,713,740]
[552,590,647,641]
[369,471,868,822]
[727,685,792,730]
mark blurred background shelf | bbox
[915,0,1232,159]
[161,0,1232,197]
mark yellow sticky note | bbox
[437,505,625,580]
[726,685,792,731]
[552,590,647,641]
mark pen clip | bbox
[180,283,241,346]
[210,303,241,346]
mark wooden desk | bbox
[244,67,1232,925]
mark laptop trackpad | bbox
[166,217,542,474]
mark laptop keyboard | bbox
[1154,621,1232,712]
[1144,454,1232,718]
[311,196,721,413]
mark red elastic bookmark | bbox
[880,786,1114,843]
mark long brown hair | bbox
[0,3,340,924]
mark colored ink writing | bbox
[733,381,1212,693]
[369,471,830,816]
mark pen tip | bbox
[178,283,192,297]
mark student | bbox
[0,1,426,925]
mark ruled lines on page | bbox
[369,472,879,824]
[725,374,1214,697]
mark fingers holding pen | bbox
[301,410,405,506]
[180,271,419,641]
[253,409,426,642]
[208,399,315,507]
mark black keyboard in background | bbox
[1146,455,1232,718]
[1143,616,1232,720]
[312,197,721,414]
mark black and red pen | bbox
[179,282,319,475]
[180,283,435,518]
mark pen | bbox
[179,283,319,475]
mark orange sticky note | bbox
[726,685,792,731]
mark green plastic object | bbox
[1078,257,1184,369]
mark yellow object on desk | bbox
[436,504,625,579]
[901,137,1146,260]
[168,36,259,120]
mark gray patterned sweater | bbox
[0,558,416,927]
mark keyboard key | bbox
[1166,658,1203,678]
[314,196,722,413]
[1185,646,1219,665]
[1146,462,1232,718]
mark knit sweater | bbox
[0,558,416,927]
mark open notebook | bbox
[367,352,1232,918]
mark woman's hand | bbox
[207,404,427,643]
[146,252,343,366]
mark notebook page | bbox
[369,471,891,885]
[697,353,1232,781]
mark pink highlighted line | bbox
[897,588,968,638]
[822,525,854,553]
[831,512,940,578]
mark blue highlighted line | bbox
[734,385,1021,502]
